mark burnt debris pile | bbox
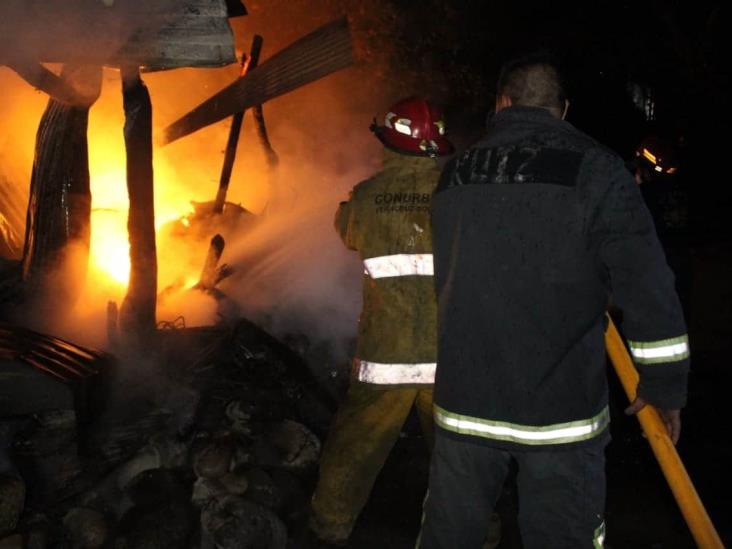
[0,320,335,548]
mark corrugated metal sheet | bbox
[0,324,108,382]
[163,17,354,144]
[0,155,27,259]
[0,0,241,70]
[0,324,112,417]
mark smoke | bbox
[1,1,414,370]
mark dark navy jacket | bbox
[431,106,689,450]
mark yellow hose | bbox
[605,317,724,548]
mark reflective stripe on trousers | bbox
[356,359,436,385]
[363,253,433,278]
[593,521,606,548]
[434,404,610,446]
[628,334,689,364]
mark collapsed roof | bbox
[0,0,247,71]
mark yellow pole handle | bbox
[605,317,724,548]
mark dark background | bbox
[377,0,731,238]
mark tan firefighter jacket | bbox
[335,149,440,387]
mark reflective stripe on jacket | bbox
[336,149,441,386]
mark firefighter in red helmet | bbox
[303,97,458,547]
[371,96,454,157]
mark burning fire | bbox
[87,133,194,289]
[90,206,130,284]
[78,68,269,299]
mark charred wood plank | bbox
[119,68,157,345]
[197,234,225,290]
[162,17,354,145]
[252,103,279,170]
[213,35,263,215]
[6,62,97,107]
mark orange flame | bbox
[74,67,270,305]
[87,134,194,288]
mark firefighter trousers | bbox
[417,432,607,549]
[309,382,434,542]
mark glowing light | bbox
[642,148,657,164]
[87,133,194,288]
[90,207,130,284]
[79,67,267,299]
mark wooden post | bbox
[119,67,157,345]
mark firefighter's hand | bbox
[625,397,682,445]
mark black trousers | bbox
[417,433,607,549]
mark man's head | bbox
[495,53,568,119]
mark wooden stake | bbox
[119,67,157,345]
[213,35,263,215]
[198,234,225,290]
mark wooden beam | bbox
[7,62,100,107]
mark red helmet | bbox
[371,97,454,157]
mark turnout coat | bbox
[432,106,689,450]
[335,149,441,387]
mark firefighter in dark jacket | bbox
[307,97,454,546]
[417,55,690,548]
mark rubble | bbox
[0,474,24,537]
[62,508,108,549]
[0,534,22,548]
[0,318,334,547]
[201,496,287,549]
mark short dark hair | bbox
[496,53,566,116]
